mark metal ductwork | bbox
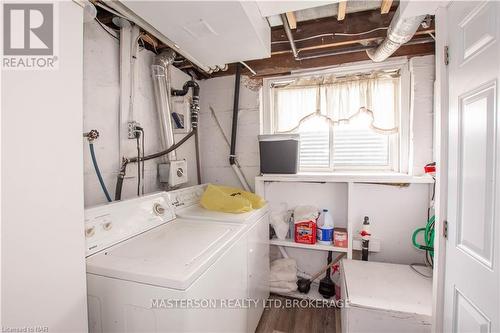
[152,50,177,161]
[280,13,299,59]
[366,9,426,62]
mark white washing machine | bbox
[85,192,250,333]
[168,185,270,332]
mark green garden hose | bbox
[412,215,435,258]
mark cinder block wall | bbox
[197,55,436,188]
[198,76,261,190]
[83,21,196,207]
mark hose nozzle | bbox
[84,129,100,142]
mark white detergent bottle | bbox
[317,209,334,245]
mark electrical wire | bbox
[136,135,141,196]
[335,27,389,36]
[271,27,389,45]
[139,128,145,195]
[94,17,119,41]
[409,263,432,279]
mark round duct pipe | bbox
[152,50,177,161]
[366,9,427,62]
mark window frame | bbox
[261,57,411,174]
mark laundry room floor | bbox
[255,295,340,333]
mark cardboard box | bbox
[334,228,348,248]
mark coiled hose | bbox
[89,142,112,202]
[412,215,435,257]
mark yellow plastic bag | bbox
[200,184,266,214]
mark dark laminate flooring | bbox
[255,295,340,333]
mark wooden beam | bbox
[337,1,347,21]
[270,9,434,53]
[271,29,435,56]
[211,39,435,78]
[380,0,393,14]
[285,12,297,29]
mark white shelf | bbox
[272,282,338,304]
[256,172,435,184]
[270,237,381,253]
[270,238,349,253]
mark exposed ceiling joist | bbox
[285,11,297,29]
[209,6,435,79]
[271,29,434,56]
[271,9,398,54]
[215,41,435,78]
[381,0,393,14]
[337,1,347,21]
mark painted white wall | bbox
[410,55,435,175]
[83,20,196,207]
[350,183,431,264]
[199,55,435,266]
[1,2,88,331]
[198,75,261,190]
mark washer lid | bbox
[86,219,244,290]
[342,259,432,317]
[176,204,268,223]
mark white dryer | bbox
[168,185,270,332]
[85,192,249,333]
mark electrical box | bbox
[158,160,188,187]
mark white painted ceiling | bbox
[256,1,338,17]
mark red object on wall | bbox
[424,163,436,175]
[294,220,317,245]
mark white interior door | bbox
[444,1,500,332]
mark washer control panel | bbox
[85,192,175,256]
[168,184,206,210]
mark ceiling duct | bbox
[366,8,427,62]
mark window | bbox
[266,62,406,172]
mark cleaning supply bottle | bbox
[317,209,334,245]
[331,264,341,301]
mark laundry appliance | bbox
[168,184,270,332]
[85,192,249,332]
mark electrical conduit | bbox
[229,64,252,192]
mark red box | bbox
[294,220,317,245]
[334,228,348,248]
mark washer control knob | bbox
[85,226,95,238]
[153,203,165,216]
[102,222,112,231]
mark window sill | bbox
[255,172,435,184]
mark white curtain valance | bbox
[273,73,399,134]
